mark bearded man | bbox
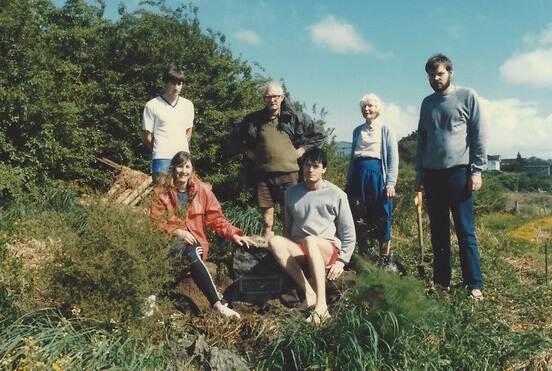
[414,54,487,300]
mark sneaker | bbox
[215,303,241,319]
[469,289,484,301]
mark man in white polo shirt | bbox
[142,66,194,185]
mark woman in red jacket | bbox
[151,151,253,319]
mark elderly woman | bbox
[345,94,399,266]
[150,151,254,319]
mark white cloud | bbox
[308,16,391,57]
[233,29,262,45]
[378,97,552,159]
[480,97,552,159]
[333,97,552,160]
[500,49,552,88]
[500,23,552,88]
[379,102,419,140]
[522,23,552,47]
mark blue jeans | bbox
[151,158,171,174]
[423,166,483,290]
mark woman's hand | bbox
[386,186,396,199]
[233,234,254,248]
[174,228,197,245]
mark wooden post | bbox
[545,238,549,287]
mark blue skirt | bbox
[350,158,392,242]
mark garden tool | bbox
[415,191,426,277]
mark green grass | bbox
[0,309,170,370]
[1,182,552,370]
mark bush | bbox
[43,202,173,327]
[0,164,28,206]
[474,175,507,214]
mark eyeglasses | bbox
[263,94,282,100]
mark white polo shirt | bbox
[142,96,194,159]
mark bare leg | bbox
[380,240,391,256]
[303,236,335,323]
[261,207,275,239]
[268,236,316,306]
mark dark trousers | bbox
[169,242,222,306]
[423,166,483,290]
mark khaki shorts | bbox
[257,172,299,208]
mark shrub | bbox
[474,175,507,214]
[43,201,173,327]
[0,164,28,206]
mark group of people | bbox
[143,53,487,322]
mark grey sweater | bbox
[415,86,487,176]
[284,181,356,264]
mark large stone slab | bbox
[229,237,357,305]
[230,237,296,303]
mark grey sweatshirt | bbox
[415,86,487,176]
[284,180,356,265]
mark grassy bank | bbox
[1,184,551,370]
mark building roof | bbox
[336,141,352,148]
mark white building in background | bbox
[487,155,501,171]
[335,141,352,157]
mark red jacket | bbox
[150,176,243,261]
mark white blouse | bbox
[354,119,382,159]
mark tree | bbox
[398,131,418,165]
[0,0,267,203]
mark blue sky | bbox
[54,0,552,159]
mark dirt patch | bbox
[510,351,552,371]
[5,238,56,269]
[505,256,544,285]
[505,256,542,274]
[167,298,290,354]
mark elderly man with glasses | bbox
[230,81,326,239]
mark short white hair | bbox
[263,81,284,96]
[359,93,382,111]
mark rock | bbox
[231,240,357,306]
[231,237,280,278]
[209,347,250,371]
[182,335,250,371]
[193,335,210,362]
[230,241,294,303]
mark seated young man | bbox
[268,147,356,324]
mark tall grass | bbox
[256,253,552,370]
[0,309,171,370]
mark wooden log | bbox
[97,157,123,170]
[129,185,154,206]
[115,188,134,204]
[121,176,153,205]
